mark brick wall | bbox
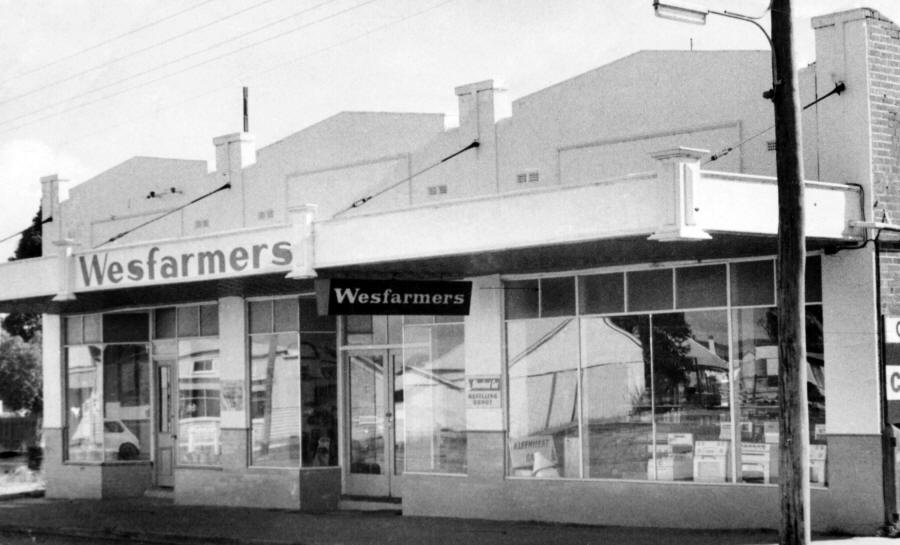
[869,14,900,314]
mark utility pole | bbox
[770,0,810,543]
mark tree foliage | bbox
[0,331,42,413]
[2,205,42,341]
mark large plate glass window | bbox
[249,297,337,468]
[402,316,467,474]
[64,313,150,462]
[505,257,826,486]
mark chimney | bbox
[454,79,506,146]
[40,174,64,256]
[212,132,255,228]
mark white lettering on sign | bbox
[887,366,900,401]
[885,317,900,344]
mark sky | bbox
[0,0,899,259]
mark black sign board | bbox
[316,278,472,316]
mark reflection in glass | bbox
[300,333,338,467]
[581,316,651,479]
[507,317,579,478]
[177,338,221,465]
[349,353,385,474]
[250,333,300,467]
[66,345,104,461]
[392,350,405,475]
[651,311,731,482]
[732,305,826,485]
[403,323,466,474]
[103,344,151,461]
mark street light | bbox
[653,0,779,97]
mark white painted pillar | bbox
[465,275,505,432]
[42,314,63,429]
[218,296,247,428]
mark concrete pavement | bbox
[0,496,894,545]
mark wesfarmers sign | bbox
[74,227,295,291]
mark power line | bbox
[0,0,377,135]
[0,0,218,86]
[0,0,294,108]
[0,0,344,128]
[95,183,231,248]
[0,217,52,247]
[704,81,846,165]
[334,139,480,217]
[53,0,457,150]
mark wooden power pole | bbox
[770,0,811,543]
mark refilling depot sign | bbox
[315,278,472,315]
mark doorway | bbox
[344,349,404,498]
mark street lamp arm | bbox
[708,8,780,91]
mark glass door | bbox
[344,350,403,498]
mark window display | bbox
[249,297,337,468]
[505,257,826,485]
[64,313,151,463]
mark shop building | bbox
[0,6,899,534]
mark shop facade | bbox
[0,6,899,534]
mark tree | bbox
[2,205,42,341]
[0,330,42,413]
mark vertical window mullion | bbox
[726,263,739,483]
[575,283,585,480]
[648,314,656,475]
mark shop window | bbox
[730,260,774,307]
[66,345,104,462]
[806,256,822,303]
[84,315,102,343]
[103,313,148,343]
[580,315,651,479]
[402,319,467,474]
[649,311,732,482]
[249,296,337,468]
[343,315,402,345]
[627,269,673,312]
[504,280,539,320]
[579,273,624,315]
[731,303,825,485]
[540,277,576,317]
[249,300,274,334]
[507,316,579,478]
[154,308,177,339]
[251,332,301,467]
[65,312,150,463]
[177,337,221,466]
[505,259,827,485]
[676,265,726,309]
[103,344,151,461]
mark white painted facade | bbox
[0,6,897,535]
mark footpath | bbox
[0,495,895,545]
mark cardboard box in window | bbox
[741,442,773,484]
[693,440,731,482]
[810,444,827,484]
[509,434,558,476]
[647,454,694,481]
[667,433,693,454]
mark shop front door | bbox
[155,359,177,487]
[344,349,404,498]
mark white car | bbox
[71,418,141,460]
